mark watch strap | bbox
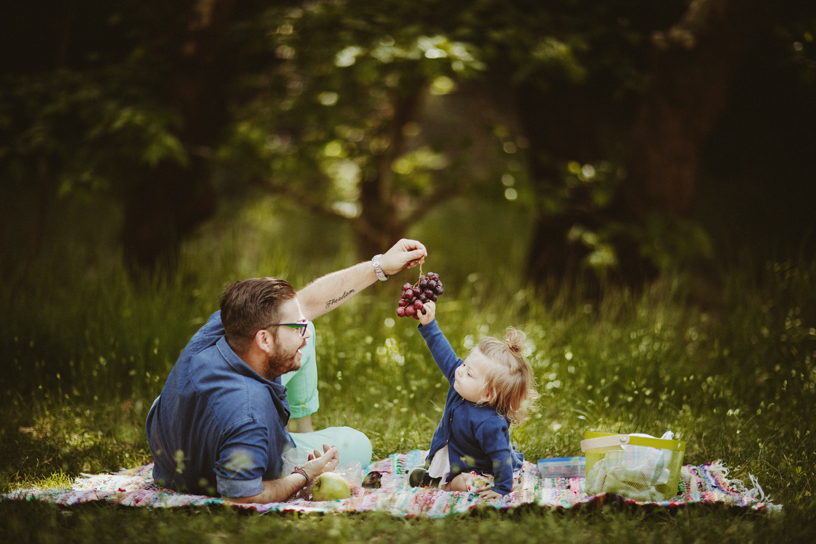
[372,254,388,281]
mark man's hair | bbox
[220,278,297,355]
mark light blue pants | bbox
[281,322,372,468]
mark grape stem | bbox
[414,258,425,287]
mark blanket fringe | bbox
[704,460,781,513]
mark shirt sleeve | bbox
[214,418,269,498]
[474,419,515,495]
[418,320,461,384]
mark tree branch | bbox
[251,176,383,244]
[251,176,340,218]
[396,179,472,233]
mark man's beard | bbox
[262,341,303,380]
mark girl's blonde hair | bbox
[475,327,539,424]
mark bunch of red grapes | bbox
[396,272,444,319]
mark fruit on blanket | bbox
[396,271,444,318]
[363,471,383,489]
[311,472,351,501]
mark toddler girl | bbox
[410,301,538,499]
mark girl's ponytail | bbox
[476,328,538,424]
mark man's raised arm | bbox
[297,239,427,321]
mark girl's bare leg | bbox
[440,473,470,492]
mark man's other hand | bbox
[302,444,340,481]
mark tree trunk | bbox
[354,173,398,262]
[622,0,764,220]
[515,78,619,295]
[604,0,766,286]
[521,0,765,292]
[353,80,425,262]
[121,0,236,275]
[122,160,216,273]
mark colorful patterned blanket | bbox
[7,450,779,517]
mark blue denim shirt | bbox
[146,311,295,498]
[419,320,523,495]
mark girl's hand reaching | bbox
[419,301,436,326]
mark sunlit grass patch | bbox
[15,470,74,491]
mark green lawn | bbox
[2,207,816,542]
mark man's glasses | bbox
[264,320,309,337]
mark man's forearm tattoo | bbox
[325,289,355,309]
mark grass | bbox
[2,198,816,542]
[1,501,807,544]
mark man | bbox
[146,239,427,503]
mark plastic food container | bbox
[537,456,586,479]
[580,431,686,501]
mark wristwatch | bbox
[372,254,388,281]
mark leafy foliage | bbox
[221,1,510,251]
[0,68,185,198]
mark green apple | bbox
[311,472,351,501]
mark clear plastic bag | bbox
[281,445,310,477]
[282,447,362,493]
[334,461,363,492]
[583,431,679,501]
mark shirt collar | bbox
[215,336,288,401]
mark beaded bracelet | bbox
[292,466,310,486]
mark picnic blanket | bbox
[7,450,779,517]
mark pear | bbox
[311,472,351,501]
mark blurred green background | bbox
[2,1,816,542]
